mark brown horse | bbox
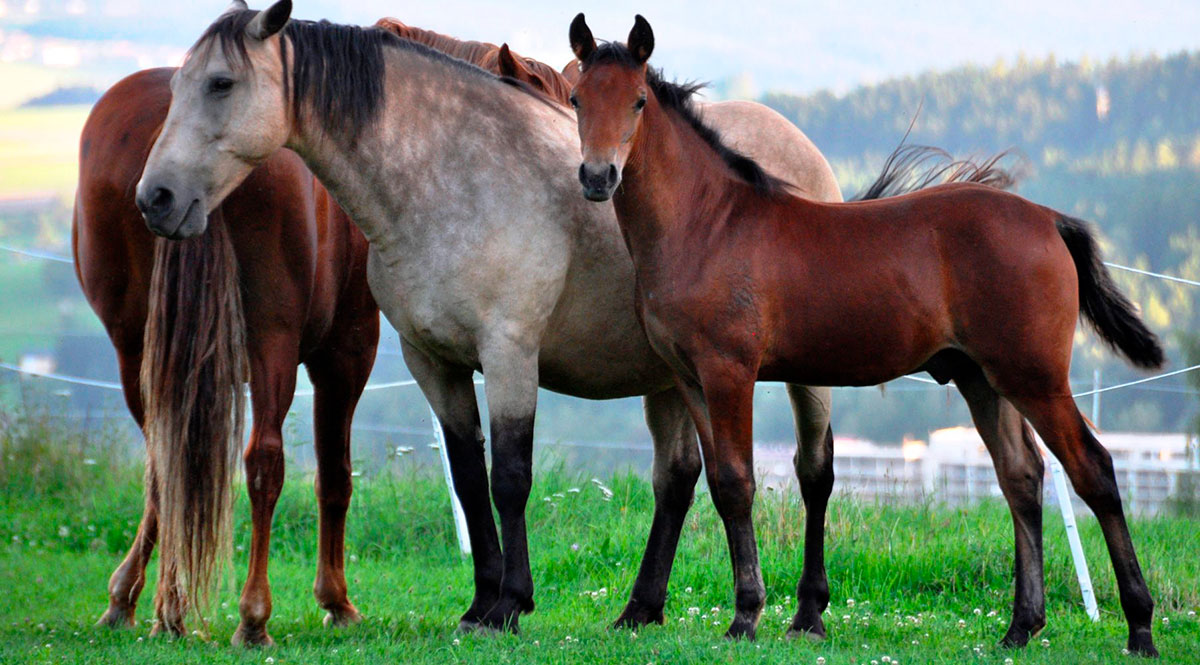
[74,66,379,643]
[374,18,574,104]
[568,15,1163,656]
[74,16,643,646]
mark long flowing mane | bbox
[583,43,787,196]
[193,10,513,144]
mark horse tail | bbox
[1055,216,1164,370]
[849,144,1023,201]
[141,210,248,622]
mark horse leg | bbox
[954,365,1046,647]
[613,387,703,628]
[680,368,764,639]
[400,338,503,631]
[230,338,298,647]
[1008,393,1156,656]
[476,343,540,633]
[784,384,835,640]
[98,340,157,629]
[305,332,376,629]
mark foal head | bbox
[136,0,293,239]
[567,14,655,202]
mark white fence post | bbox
[431,406,472,555]
[1046,449,1100,621]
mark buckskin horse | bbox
[132,0,1017,642]
[567,14,1162,656]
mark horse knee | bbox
[709,464,756,518]
[652,445,702,505]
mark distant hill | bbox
[762,51,1200,174]
[20,86,103,108]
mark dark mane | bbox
[193,10,508,145]
[583,43,786,196]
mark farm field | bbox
[0,104,91,201]
[0,416,1197,664]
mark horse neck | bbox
[284,44,556,250]
[615,97,746,266]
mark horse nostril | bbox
[137,186,175,219]
[607,164,618,186]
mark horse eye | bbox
[207,77,235,95]
[569,94,580,109]
[634,97,646,111]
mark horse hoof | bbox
[96,605,137,629]
[1127,629,1159,658]
[724,620,757,641]
[323,605,362,629]
[149,618,186,639]
[231,623,275,648]
[612,600,664,630]
[478,599,524,634]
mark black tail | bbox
[1056,216,1165,370]
[850,144,1024,201]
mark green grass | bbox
[0,412,1197,664]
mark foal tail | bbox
[849,144,1023,201]
[1056,216,1165,370]
[141,210,248,622]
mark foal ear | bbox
[627,15,654,64]
[246,0,292,41]
[496,44,524,79]
[569,13,597,63]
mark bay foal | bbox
[568,15,1162,656]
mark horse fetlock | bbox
[1127,627,1158,658]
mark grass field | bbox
[0,104,91,201]
[1,413,1197,664]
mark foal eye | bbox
[207,77,235,95]
[634,97,646,111]
[569,94,580,109]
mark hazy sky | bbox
[20,0,1200,94]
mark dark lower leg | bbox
[789,425,834,638]
[616,389,702,628]
[480,414,536,632]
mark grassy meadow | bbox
[0,104,90,201]
[0,412,1197,664]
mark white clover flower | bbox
[265,657,275,664]
[816,657,826,665]
[846,598,855,608]
[973,608,982,615]
[1004,658,1013,665]
[452,638,460,646]
[957,619,966,628]
[1041,638,1050,648]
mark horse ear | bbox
[627,15,654,64]
[497,43,523,79]
[569,13,596,63]
[246,0,292,41]
[223,0,248,14]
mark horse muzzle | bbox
[578,162,620,202]
[135,179,207,240]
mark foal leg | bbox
[614,387,703,628]
[305,332,376,628]
[477,343,540,633]
[231,337,298,647]
[99,345,158,628]
[954,366,1046,647]
[681,368,764,639]
[400,339,503,630]
[1009,393,1157,657]
[785,384,835,640]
